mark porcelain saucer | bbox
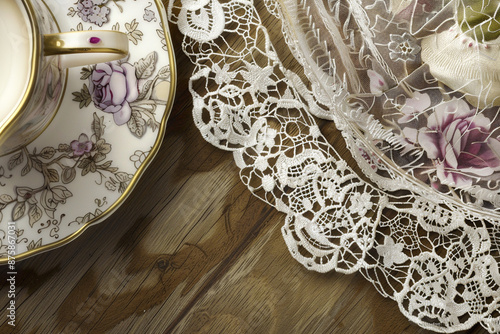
[0,0,176,263]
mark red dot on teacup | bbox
[89,37,102,45]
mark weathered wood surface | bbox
[0,2,489,333]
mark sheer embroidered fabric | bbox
[167,0,500,332]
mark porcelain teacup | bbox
[0,0,129,156]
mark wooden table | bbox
[0,2,488,333]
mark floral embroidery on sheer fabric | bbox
[167,0,500,332]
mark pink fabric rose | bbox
[398,92,431,123]
[89,62,139,125]
[367,70,388,95]
[404,98,500,187]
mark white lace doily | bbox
[167,0,500,332]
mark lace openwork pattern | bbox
[167,0,500,332]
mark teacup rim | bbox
[0,0,44,152]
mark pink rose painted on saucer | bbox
[89,62,139,125]
[73,51,170,138]
[403,98,500,188]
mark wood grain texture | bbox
[0,1,490,333]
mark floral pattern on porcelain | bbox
[69,0,121,27]
[88,62,139,125]
[74,52,170,137]
[0,0,173,259]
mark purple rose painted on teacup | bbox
[403,98,500,188]
[89,62,139,125]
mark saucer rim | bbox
[0,0,177,264]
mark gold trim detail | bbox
[0,0,68,157]
[44,32,128,57]
[0,0,177,264]
[0,0,40,143]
